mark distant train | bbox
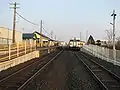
[69,38,83,50]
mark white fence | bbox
[81,45,120,66]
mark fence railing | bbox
[0,37,12,45]
[0,40,60,71]
[81,44,120,66]
[0,40,36,62]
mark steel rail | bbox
[17,50,63,90]
[0,51,59,83]
[80,51,120,81]
[75,52,108,90]
[76,51,120,90]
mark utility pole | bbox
[111,9,116,63]
[40,20,42,47]
[10,2,20,43]
[55,35,56,40]
[86,30,88,42]
[50,31,53,39]
[80,32,81,40]
[40,20,42,34]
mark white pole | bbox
[7,29,9,45]
[111,10,116,65]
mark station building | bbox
[23,31,57,47]
[0,27,22,44]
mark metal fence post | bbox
[9,43,11,60]
[89,45,92,55]
[102,47,105,60]
[108,48,109,62]
[34,40,36,51]
[96,46,99,59]
[31,40,32,52]
[17,42,19,57]
[25,41,26,54]
[97,46,99,58]
[48,41,50,53]
[105,48,107,60]
[92,45,94,56]
[98,46,101,58]
[114,49,116,65]
[48,48,50,53]
[94,45,96,56]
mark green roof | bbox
[22,33,36,39]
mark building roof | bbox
[34,31,56,41]
[23,31,57,42]
[34,31,50,39]
[22,33,35,39]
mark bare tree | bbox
[105,29,113,46]
[50,31,53,39]
[116,36,120,41]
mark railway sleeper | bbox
[95,73,105,76]
[90,65,98,68]
[19,72,34,77]
[3,81,23,86]
[108,85,120,88]
[2,86,18,90]
[102,80,119,85]
[0,84,20,88]
[107,86,120,90]
[92,69,102,72]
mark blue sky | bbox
[0,0,120,41]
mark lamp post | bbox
[111,10,116,65]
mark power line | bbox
[16,12,38,26]
[42,24,56,40]
[42,27,50,36]
[42,24,50,35]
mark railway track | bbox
[0,50,63,90]
[24,50,100,90]
[75,51,120,90]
